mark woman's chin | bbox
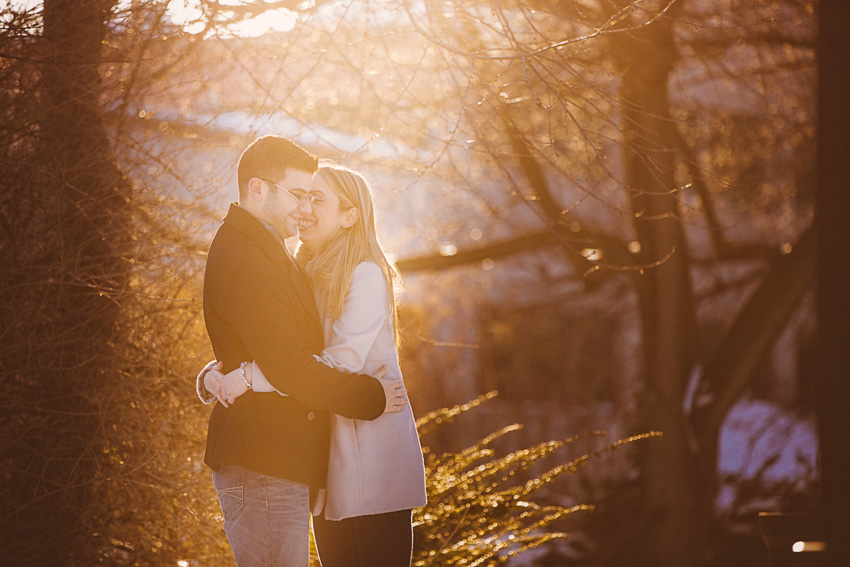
[297,234,322,252]
[299,231,334,250]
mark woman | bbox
[205,162,427,567]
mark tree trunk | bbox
[815,2,850,565]
[617,14,707,567]
[0,1,127,564]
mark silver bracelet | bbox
[240,361,252,390]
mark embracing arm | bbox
[247,262,405,409]
[220,255,386,420]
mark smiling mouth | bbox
[295,216,316,231]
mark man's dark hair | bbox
[236,136,318,200]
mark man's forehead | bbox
[279,167,313,189]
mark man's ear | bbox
[342,207,359,228]
[247,177,265,201]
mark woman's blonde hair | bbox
[296,162,402,343]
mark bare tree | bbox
[816,2,850,565]
[0,1,225,564]
[1,1,130,563]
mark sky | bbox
[2,0,298,37]
[165,0,297,36]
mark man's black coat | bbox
[202,203,385,486]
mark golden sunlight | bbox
[166,0,297,37]
[439,243,458,257]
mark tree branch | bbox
[397,231,558,272]
[694,226,815,439]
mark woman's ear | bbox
[342,207,359,228]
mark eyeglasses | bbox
[259,178,320,205]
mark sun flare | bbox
[166,0,297,37]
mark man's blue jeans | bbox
[213,464,310,567]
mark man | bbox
[199,136,404,566]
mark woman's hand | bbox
[378,369,408,414]
[204,361,249,408]
[202,361,226,406]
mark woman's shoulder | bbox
[352,260,385,282]
[347,261,390,309]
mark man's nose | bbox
[297,198,313,213]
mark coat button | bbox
[307,411,315,421]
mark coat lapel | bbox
[286,253,320,322]
[222,203,320,322]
